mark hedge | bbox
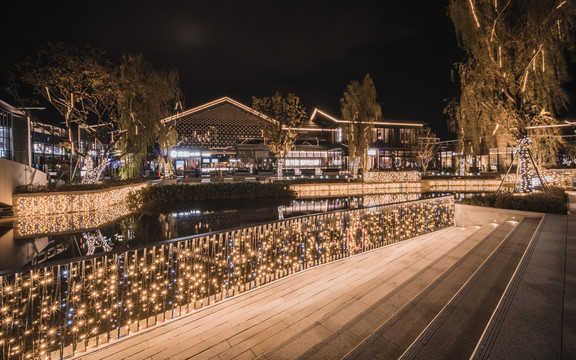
[461,187,567,214]
[16,178,147,194]
[128,182,296,211]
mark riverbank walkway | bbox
[74,196,576,360]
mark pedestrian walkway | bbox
[468,195,576,360]
[72,199,575,360]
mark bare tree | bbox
[340,74,382,177]
[19,44,182,182]
[415,127,439,173]
[20,43,116,183]
[252,92,307,180]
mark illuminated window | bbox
[0,109,12,160]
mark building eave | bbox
[161,97,276,124]
[0,99,26,116]
[310,108,424,127]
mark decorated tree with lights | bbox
[448,0,576,192]
[340,74,382,177]
[415,126,439,173]
[21,43,117,183]
[115,54,182,179]
[18,45,181,182]
[252,92,307,180]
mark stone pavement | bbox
[71,198,575,360]
[468,193,576,360]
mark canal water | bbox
[0,192,474,272]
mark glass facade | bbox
[31,124,68,173]
[0,108,12,160]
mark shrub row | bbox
[128,182,296,211]
[461,187,567,214]
[16,178,147,193]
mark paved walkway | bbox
[72,198,575,360]
[469,194,576,360]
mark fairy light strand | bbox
[0,196,454,359]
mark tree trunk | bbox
[277,157,283,180]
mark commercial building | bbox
[163,97,425,175]
[0,100,48,206]
[0,99,33,166]
[308,109,424,171]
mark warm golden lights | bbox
[0,196,454,359]
[291,182,421,198]
[13,183,147,217]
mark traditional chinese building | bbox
[308,109,424,170]
[163,97,425,175]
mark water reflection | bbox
[1,192,477,272]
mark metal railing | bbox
[0,196,454,359]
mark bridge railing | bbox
[0,196,454,359]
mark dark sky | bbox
[1,1,465,138]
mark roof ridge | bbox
[162,97,275,124]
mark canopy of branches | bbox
[6,43,182,180]
[340,74,381,174]
[448,0,576,158]
[251,92,307,159]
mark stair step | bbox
[400,217,540,360]
[342,220,523,360]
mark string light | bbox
[15,202,132,238]
[291,182,421,198]
[427,179,507,192]
[517,137,534,193]
[13,183,147,217]
[81,157,111,185]
[0,196,454,359]
[363,171,421,182]
[504,169,575,188]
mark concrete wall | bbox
[455,203,542,226]
[0,158,47,206]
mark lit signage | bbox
[367,149,378,156]
[169,150,202,158]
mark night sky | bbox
[2,1,466,138]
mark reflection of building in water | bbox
[164,207,280,239]
[0,228,69,271]
[278,193,422,218]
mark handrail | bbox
[0,196,454,360]
[0,196,453,276]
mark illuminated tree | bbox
[448,0,576,191]
[21,43,116,182]
[115,54,181,179]
[252,92,307,180]
[340,74,382,176]
[19,45,181,182]
[415,127,439,173]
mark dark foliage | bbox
[16,179,147,193]
[461,186,567,214]
[129,182,296,211]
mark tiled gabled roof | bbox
[161,97,275,124]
